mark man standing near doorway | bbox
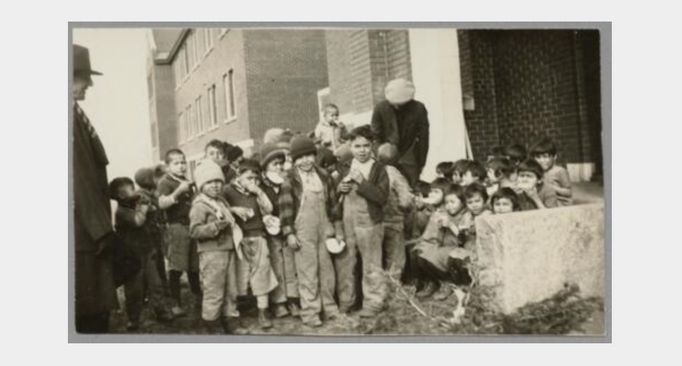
[370,78,430,188]
[73,44,117,333]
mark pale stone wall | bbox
[475,203,605,314]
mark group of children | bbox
[108,102,574,334]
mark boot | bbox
[273,303,289,318]
[220,317,245,334]
[287,299,301,317]
[203,319,222,334]
[258,309,273,329]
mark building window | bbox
[223,69,236,121]
[182,46,189,76]
[178,112,185,143]
[186,104,194,139]
[208,84,217,128]
[195,96,204,135]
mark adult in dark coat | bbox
[370,78,429,188]
[73,44,117,333]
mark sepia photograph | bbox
[70,23,609,340]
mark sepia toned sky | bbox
[73,28,153,180]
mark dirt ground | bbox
[109,280,604,337]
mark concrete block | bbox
[475,203,605,314]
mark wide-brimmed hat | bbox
[73,44,102,77]
[384,78,415,104]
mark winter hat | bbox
[194,159,225,189]
[289,135,317,162]
[384,78,415,105]
[260,142,287,168]
[134,167,156,190]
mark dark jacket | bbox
[370,99,430,168]
[336,160,390,224]
[280,166,341,237]
[73,102,117,315]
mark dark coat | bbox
[73,103,117,316]
[370,99,430,168]
[336,160,390,224]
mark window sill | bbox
[220,29,230,39]
[224,116,237,124]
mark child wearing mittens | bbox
[223,159,279,329]
[189,159,243,334]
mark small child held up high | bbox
[515,159,559,210]
[530,138,573,206]
[189,159,242,334]
[314,103,348,152]
[110,177,173,331]
[223,158,279,329]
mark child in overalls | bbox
[335,125,390,318]
[223,159,279,329]
[280,135,344,327]
[259,142,301,319]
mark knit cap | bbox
[260,142,287,168]
[194,159,225,189]
[289,135,317,162]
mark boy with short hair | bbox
[515,159,559,210]
[377,143,415,277]
[335,125,390,318]
[530,138,573,206]
[314,103,348,152]
[259,142,301,319]
[189,159,243,334]
[491,187,520,214]
[280,135,343,327]
[110,177,173,330]
[157,149,201,317]
[460,160,486,187]
[223,159,279,329]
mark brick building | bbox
[322,28,602,182]
[148,27,603,182]
[147,28,328,174]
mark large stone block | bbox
[475,203,605,314]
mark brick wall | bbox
[243,29,329,143]
[326,29,412,119]
[460,30,602,168]
[151,63,177,161]
[460,31,500,160]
